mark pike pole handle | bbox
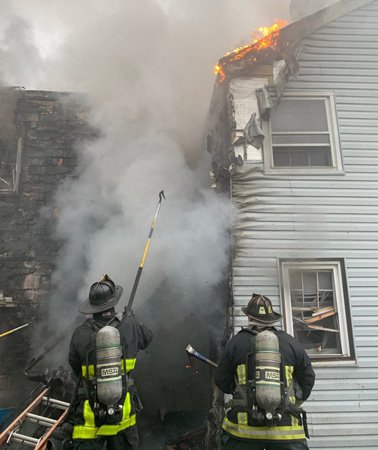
[186,345,218,368]
[0,323,29,339]
[125,190,165,315]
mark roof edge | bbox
[281,0,376,44]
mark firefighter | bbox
[215,293,315,450]
[68,274,152,450]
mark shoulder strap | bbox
[242,326,259,336]
[90,316,120,331]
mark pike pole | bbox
[0,323,29,339]
[125,190,165,315]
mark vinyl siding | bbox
[230,1,378,448]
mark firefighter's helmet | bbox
[79,274,123,314]
[241,293,281,324]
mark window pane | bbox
[288,268,342,357]
[303,272,316,296]
[319,272,333,290]
[273,147,332,167]
[272,134,330,145]
[310,149,332,166]
[273,150,290,166]
[289,271,302,289]
[290,151,309,167]
[271,99,328,133]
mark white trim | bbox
[263,91,344,175]
[14,137,23,193]
[272,144,330,148]
[281,260,353,362]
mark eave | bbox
[216,0,376,82]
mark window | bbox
[0,137,22,193]
[280,260,355,363]
[264,92,343,174]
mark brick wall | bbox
[0,89,91,405]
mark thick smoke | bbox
[0,0,291,320]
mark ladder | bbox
[0,386,70,449]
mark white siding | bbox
[231,1,378,448]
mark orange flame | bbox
[214,19,288,82]
[214,64,226,82]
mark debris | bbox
[305,309,336,324]
[292,306,316,312]
[166,426,206,450]
[307,324,340,333]
[311,306,334,317]
[243,113,264,149]
[0,292,15,308]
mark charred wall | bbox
[0,89,91,405]
[206,84,233,193]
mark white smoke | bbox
[290,0,340,21]
[0,0,291,316]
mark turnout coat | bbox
[68,313,152,440]
[215,326,315,443]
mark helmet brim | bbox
[241,305,281,324]
[78,285,123,314]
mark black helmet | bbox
[241,293,281,324]
[78,274,123,314]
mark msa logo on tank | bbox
[100,366,121,378]
[255,368,280,381]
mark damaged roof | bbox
[217,0,376,80]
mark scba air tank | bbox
[95,326,123,405]
[255,330,282,415]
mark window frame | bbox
[263,91,344,175]
[280,258,356,365]
[0,137,23,194]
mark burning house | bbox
[2,0,378,448]
[207,0,378,448]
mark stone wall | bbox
[0,89,91,405]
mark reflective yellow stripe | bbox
[285,365,299,426]
[121,358,137,372]
[72,400,97,439]
[237,412,248,426]
[222,417,306,441]
[97,392,133,436]
[81,365,94,378]
[73,392,135,439]
[82,358,136,378]
[237,364,247,385]
[97,413,136,436]
[285,365,294,397]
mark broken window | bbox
[280,260,355,363]
[0,137,22,192]
[264,92,343,173]
[0,91,22,193]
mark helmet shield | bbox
[79,274,123,314]
[241,293,281,324]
